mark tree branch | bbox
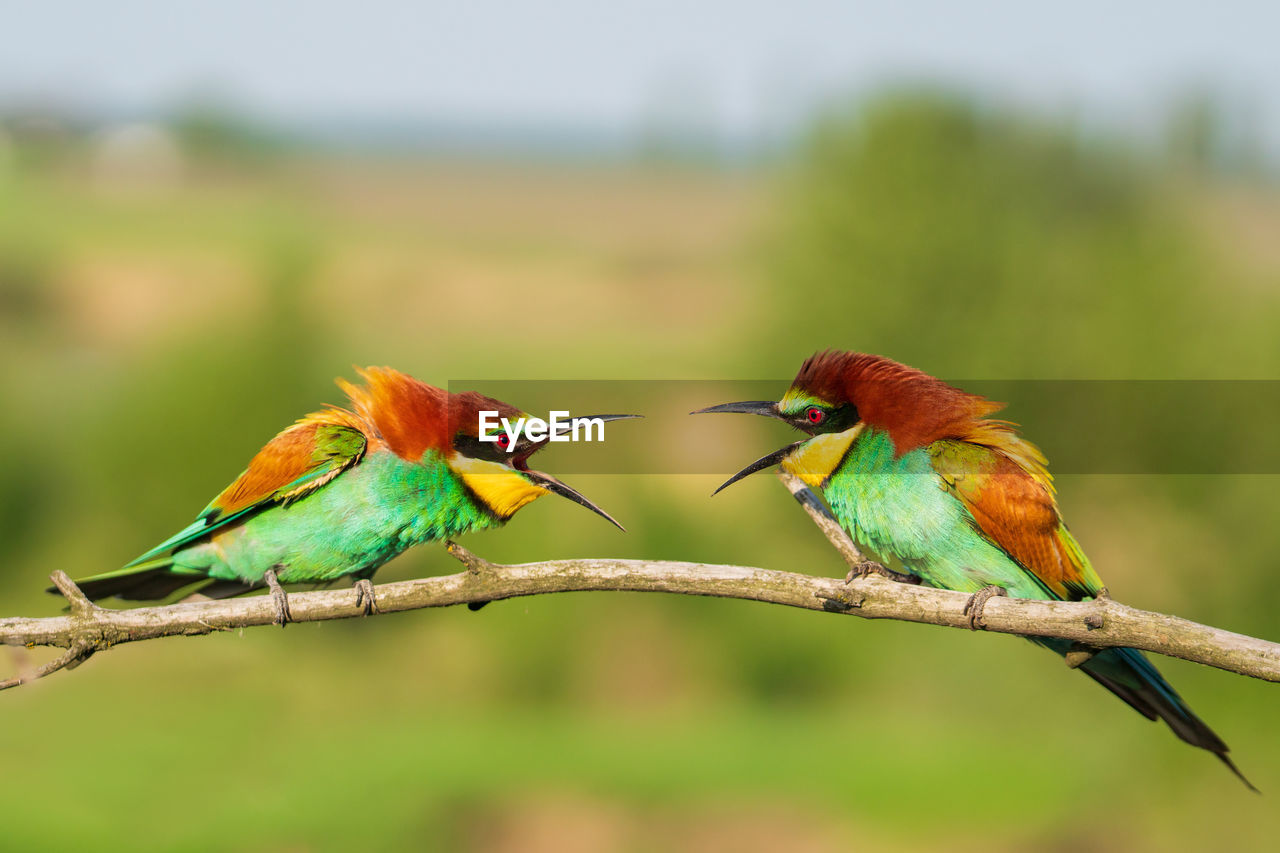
[1,475,1277,689]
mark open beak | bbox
[693,400,796,494]
[523,468,625,531]
[520,413,637,528]
[711,440,805,495]
[690,401,781,419]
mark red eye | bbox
[496,434,510,450]
[806,407,825,425]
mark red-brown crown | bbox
[448,391,524,440]
[337,367,522,461]
[791,351,1005,455]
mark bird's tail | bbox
[51,558,211,602]
[1041,639,1256,791]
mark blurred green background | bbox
[4,7,1280,850]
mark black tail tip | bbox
[1217,752,1260,794]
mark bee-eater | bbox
[696,350,1252,789]
[65,367,632,621]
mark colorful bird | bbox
[65,367,633,622]
[696,350,1252,789]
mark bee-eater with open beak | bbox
[696,350,1252,789]
[65,366,634,621]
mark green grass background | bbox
[2,92,1278,851]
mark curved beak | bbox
[711,440,805,495]
[693,400,797,494]
[690,401,781,419]
[524,468,625,531]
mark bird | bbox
[695,350,1253,790]
[63,366,634,622]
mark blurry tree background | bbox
[3,16,1280,851]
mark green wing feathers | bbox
[70,418,368,600]
[932,440,1250,787]
[929,440,1104,601]
[199,419,368,523]
[134,418,366,565]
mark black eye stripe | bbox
[453,432,510,461]
[792,402,858,433]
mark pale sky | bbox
[3,1,1278,145]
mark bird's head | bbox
[445,391,631,529]
[693,351,1002,493]
[339,367,629,529]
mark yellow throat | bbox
[781,424,864,488]
[450,455,548,519]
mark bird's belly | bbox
[173,451,493,585]
[823,463,1049,599]
[195,510,409,585]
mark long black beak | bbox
[690,401,781,419]
[524,469,625,531]
[693,400,796,494]
[516,413,642,462]
[572,414,643,423]
[711,440,805,495]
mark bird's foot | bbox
[353,578,379,616]
[963,584,1007,630]
[264,568,292,627]
[844,560,920,585]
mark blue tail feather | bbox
[1034,639,1255,791]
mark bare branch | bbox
[0,471,1274,689]
[775,472,922,585]
[1,544,1277,690]
[446,540,492,573]
[0,641,94,691]
[49,570,97,616]
[775,472,868,568]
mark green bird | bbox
[65,367,632,621]
[696,350,1253,789]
